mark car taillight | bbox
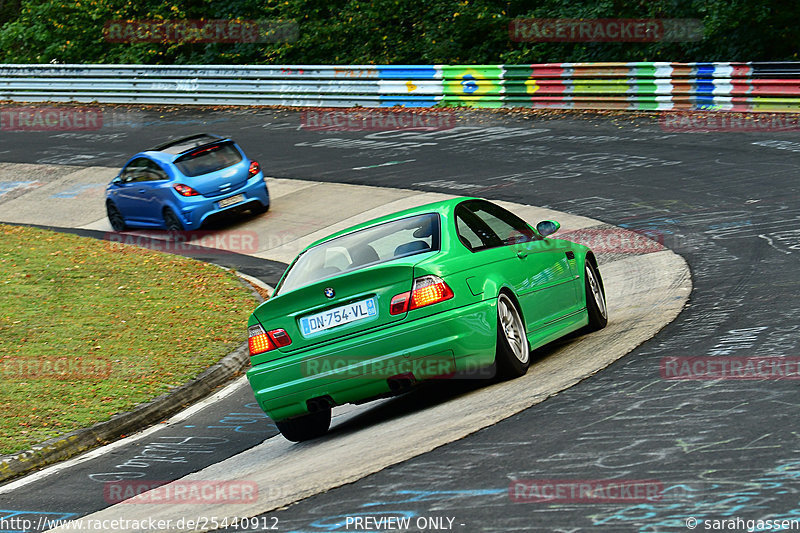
[248,324,292,356]
[269,328,292,348]
[248,160,260,177]
[248,325,271,355]
[390,292,411,315]
[173,184,200,196]
[411,276,454,308]
[390,275,454,315]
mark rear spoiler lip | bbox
[173,139,238,163]
[151,133,231,154]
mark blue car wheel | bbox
[107,202,127,232]
[163,207,184,231]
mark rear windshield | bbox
[275,213,440,295]
[174,142,243,177]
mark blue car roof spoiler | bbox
[152,133,228,155]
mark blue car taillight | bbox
[174,184,200,196]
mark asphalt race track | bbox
[1,166,688,533]
[1,106,799,532]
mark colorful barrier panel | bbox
[1,62,799,112]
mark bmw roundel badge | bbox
[324,287,335,299]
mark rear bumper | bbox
[175,174,269,230]
[246,298,497,421]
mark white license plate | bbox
[218,194,244,208]
[300,298,378,336]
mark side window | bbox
[455,201,537,251]
[456,213,492,249]
[474,208,536,245]
[121,158,150,183]
[455,206,503,251]
[146,160,168,181]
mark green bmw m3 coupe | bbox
[246,197,607,441]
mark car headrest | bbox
[394,241,430,256]
[350,245,380,266]
[412,218,434,238]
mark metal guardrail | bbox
[2,62,799,111]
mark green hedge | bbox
[1,0,797,65]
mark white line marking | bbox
[352,159,416,170]
[0,376,248,494]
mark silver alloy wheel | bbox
[498,294,529,364]
[586,264,608,319]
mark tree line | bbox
[0,0,796,64]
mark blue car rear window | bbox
[174,142,243,177]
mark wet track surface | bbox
[1,107,799,531]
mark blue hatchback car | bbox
[106,134,270,231]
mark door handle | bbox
[516,249,528,259]
[138,189,146,193]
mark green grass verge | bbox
[0,224,258,455]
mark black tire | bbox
[584,260,608,331]
[106,202,127,232]
[163,208,184,231]
[251,201,269,214]
[495,293,530,379]
[275,408,331,442]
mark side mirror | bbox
[111,176,123,185]
[536,220,560,237]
